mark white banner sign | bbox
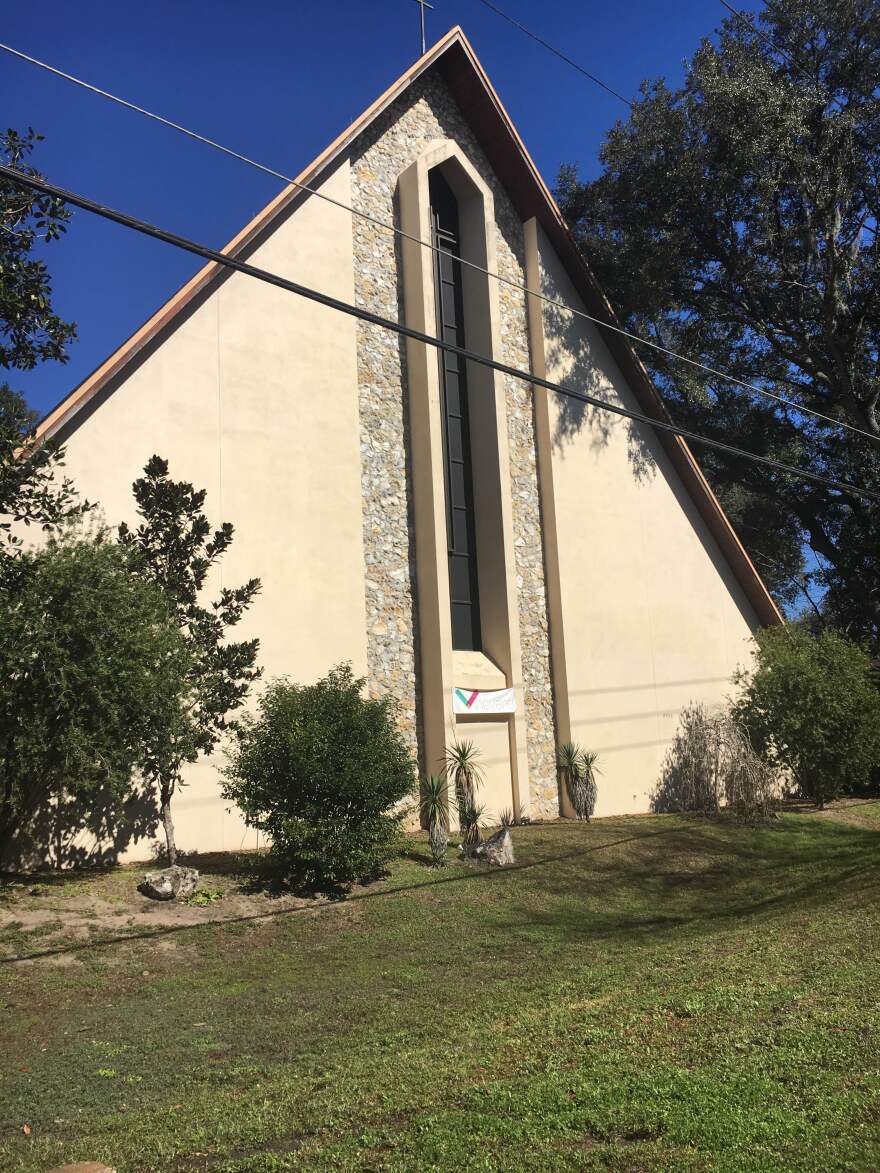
[452,687,516,715]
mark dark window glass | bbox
[430,169,482,651]
[451,603,479,651]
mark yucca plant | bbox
[558,741,582,801]
[458,797,485,850]
[558,742,601,821]
[443,740,485,833]
[420,773,450,867]
[576,750,601,821]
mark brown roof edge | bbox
[35,25,782,626]
[538,211,784,627]
[34,27,467,442]
[438,35,783,627]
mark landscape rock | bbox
[47,1164,117,1173]
[473,827,515,867]
[138,865,199,901]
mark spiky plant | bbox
[558,742,601,821]
[458,797,485,851]
[443,740,485,834]
[558,741,583,814]
[498,807,514,830]
[420,773,450,867]
[575,750,601,821]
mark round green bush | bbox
[734,626,880,807]
[223,664,415,889]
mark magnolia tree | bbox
[119,456,261,863]
[1,128,76,372]
[1,129,88,576]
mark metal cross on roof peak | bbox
[412,0,434,56]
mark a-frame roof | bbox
[35,26,782,626]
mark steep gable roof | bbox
[35,26,782,625]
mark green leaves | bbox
[0,383,90,575]
[0,128,76,371]
[442,739,484,835]
[557,742,600,820]
[557,1,880,638]
[223,664,416,889]
[0,536,193,863]
[0,130,87,578]
[118,455,262,857]
[734,626,880,805]
[419,773,449,829]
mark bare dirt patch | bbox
[0,856,338,962]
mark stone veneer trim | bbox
[348,73,559,817]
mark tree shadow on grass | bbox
[2,815,876,964]
[492,816,880,946]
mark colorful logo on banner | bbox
[452,687,516,715]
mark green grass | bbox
[2,806,879,1171]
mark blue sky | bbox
[2,0,761,418]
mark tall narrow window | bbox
[430,169,482,651]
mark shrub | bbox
[652,702,778,821]
[0,384,89,576]
[733,627,880,808]
[0,536,193,864]
[458,797,485,851]
[223,664,415,889]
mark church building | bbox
[35,28,781,856]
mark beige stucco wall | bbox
[42,161,367,860]
[454,717,514,824]
[17,77,772,863]
[536,224,759,816]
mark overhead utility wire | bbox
[4,165,877,504]
[471,0,633,108]
[718,0,847,107]
[478,0,878,277]
[1,43,873,446]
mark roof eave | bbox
[34,25,782,626]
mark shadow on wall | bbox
[542,280,657,484]
[650,700,726,815]
[650,755,702,815]
[1,783,159,872]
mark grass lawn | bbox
[1,803,879,1171]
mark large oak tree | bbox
[558,0,880,643]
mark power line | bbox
[471,0,633,108]
[3,164,878,505]
[718,0,843,101]
[1,42,874,446]
[718,0,807,75]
